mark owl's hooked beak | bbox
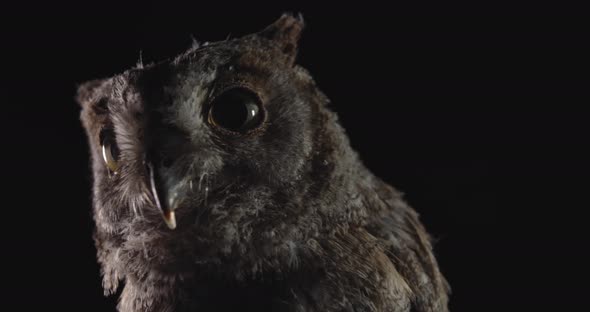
[147,162,177,230]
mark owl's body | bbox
[78,15,449,312]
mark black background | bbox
[1,1,588,311]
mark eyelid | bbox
[208,80,263,101]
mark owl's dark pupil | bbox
[99,128,120,160]
[108,138,120,160]
[209,88,262,132]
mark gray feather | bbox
[78,14,449,312]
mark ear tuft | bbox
[258,13,304,63]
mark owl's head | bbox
[78,15,364,279]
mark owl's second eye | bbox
[207,88,264,133]
[99,128,120,173]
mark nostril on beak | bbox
[147,125,187,169]
[161,155,173,168]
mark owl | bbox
[77,14,449,312]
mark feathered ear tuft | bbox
[258,13,304,64]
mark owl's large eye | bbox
[207,88,264,133]
[99,128,120,173]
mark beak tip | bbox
[163,210,177,230]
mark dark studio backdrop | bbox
[1,1,588,311]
